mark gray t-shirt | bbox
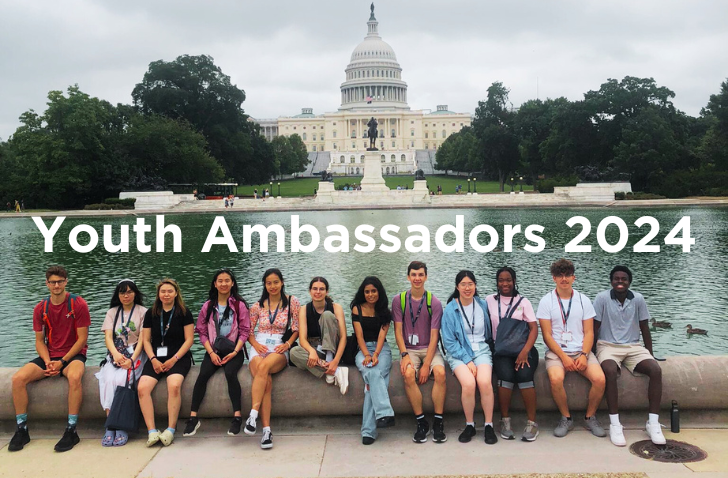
[593,289,650,345]
[216,304,233,337]
[391,292,443,350]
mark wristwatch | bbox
[400,351,409,358]
[61,359,69,367]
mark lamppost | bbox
[467,178,471,193]
[473,177,477,193]
[519,176,523,192]
[277,182,281,197]
[269,181,272,198]
[510,177,514,192]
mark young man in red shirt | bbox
[9,266,91,452]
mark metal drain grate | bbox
[629,439,707,463]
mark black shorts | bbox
[29,354,86,373]
[493,348,539,389]
[141,353,192,380]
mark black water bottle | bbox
[671,400,680,433]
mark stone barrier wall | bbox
[0,356,725,420]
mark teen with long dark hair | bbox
[96,279,147,446]
[183,269,250,437]
[351,276,394,445]
[440,270,498,445]
[245,268,300,449]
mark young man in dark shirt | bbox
[9,266,91,452]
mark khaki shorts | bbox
[545,349,599,370]
[596,341,655,375]
[406,348,446,378]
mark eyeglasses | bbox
[47,279,67,286]
[553,274,574,279]
[119,290,135,296]
[458,282,476,289]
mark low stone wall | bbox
[119,191,195,210]
[1,356,724,420]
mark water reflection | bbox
[0,206,726,366]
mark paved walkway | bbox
[1,415,726,478]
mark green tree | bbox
[472,82,520,191]
[284,134,310,175]
[700,79,728,171]
[132,54,272,184]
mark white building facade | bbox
[253,5,472,175]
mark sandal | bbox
[113,431,129,446]
[102,431,115,447]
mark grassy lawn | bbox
[236,175,532,197]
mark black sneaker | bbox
[432,418,447,443]
[183,417,200,437]
[376,416,395,428]
[260,429,273,449]
[362,436,375,445]
[413,418,429,443]
[228,417,243,436]
[54,426,80,452]
[244,416,257,435]
[8,424,30,452]
[458,424,476,443]
[484,424,498,445]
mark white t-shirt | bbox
[459,300,486,345]
[536,289,595,354]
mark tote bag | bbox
[494,297,530,357]
[105,365,141,432]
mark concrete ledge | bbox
[1,356,725,420]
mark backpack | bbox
[41,293,78,347]
[204,300,249,360]
[399,291,447,355]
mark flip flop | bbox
[102,432,115,447]
[113,431,129,446]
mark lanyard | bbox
[407,291,426,329]
[159,306,175,346]
[556,290,573,327]
[457,299,475,336]
[268,301,280,326]
[121,304,136,330]
[496,295,515,321]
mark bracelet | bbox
[174,354,180,360]
[232,350,238,354]
[286,342,292,350]
[150,356,157,362]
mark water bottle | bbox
[671,400,680,433]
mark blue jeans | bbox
[355,341,394,439]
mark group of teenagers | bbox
[9,258,666,453]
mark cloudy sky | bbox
[1,0,726,140]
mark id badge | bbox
[409,334,419,346]
[126,345,135,354]
[265,338,276,346]
[471,342,480,351]
[561,331,573,343]
[156,346,168,357]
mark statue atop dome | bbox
[370,3,376,21]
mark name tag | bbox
[156,346,168,357]
[561,331,573,343]
[408,334,419,345]
[471,342,480,351]
[265,338,277,346]
[126,345,135,354]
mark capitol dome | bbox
[339,4,409,111]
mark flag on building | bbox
[366,95,372,103]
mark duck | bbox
[650,319,672,329]
[686,324,708,335]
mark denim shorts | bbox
[447,344,492,372]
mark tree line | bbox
[0,55,309,209]
[435,77,728,197]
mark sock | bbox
[148,429,159,434]
[166,427,175,434]
[466,422,475,428]
[485,422,493,428]
[434,414,443,421]
[263,426,271,433]
[68,414,78,427]
[416,414,425,422]
[564,415,572,421]
[649,413,660,425]
[16,414,28,426]
[104,429,115,438]
[326,351,334,362]
[609,414,620,426]
[249,409,259,420]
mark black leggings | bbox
[190,352,245,413]
[493,348,539,389]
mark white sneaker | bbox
[646,421,666,445]
[244,416,257,435]
[609,423,626,447]
[325,373,335,384]
[335,367,349,395]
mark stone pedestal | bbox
[315,181,335,203]
[360,152,389,192]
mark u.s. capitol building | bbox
[253,4,471,177]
